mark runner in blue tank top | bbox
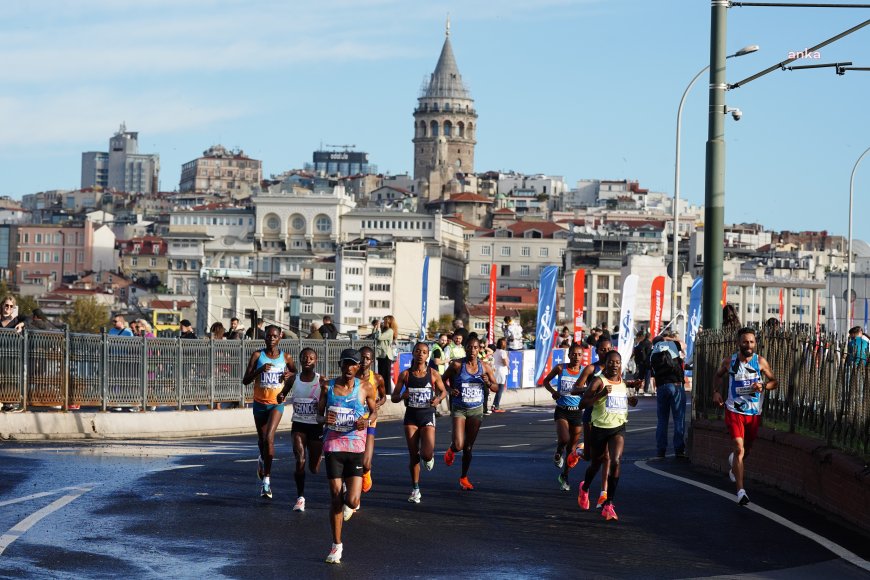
[541,342,585,492]
[441,336,498,490]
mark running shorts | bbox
[554,405,583,427]
[404,407,437,428]
[452,405,484,420]
[590,424,626,448]
[324,451,365,479]
[725,409,762,447]
[291,421,324,441]
[582,406,594,424]
[252,401,284,418]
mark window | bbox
[131,257,138,267]
[345,284,362,292]
[326,270,335,281]
[500,265,510,276]
[315,216,332,233]
[369,267,392,277]
[596,293,609,307]
[325,303,334,315]
[34,252,41,263]
[222,308,233,318]
[520,265,530,277]
[302,285,313,297]
[150,258,157,267]
[559,248,565,257]
[302,302,313,314]
[480,264,490,275]
[369,283,391,292]
[479,282,488,295]
[597,277,610,290]
[501,246,510,257]
[369,300,391,309]
[539,247,549,258]
[35,234,42,244]
[292,216,305,231]
[480,246,491,256]
[345,267,362,276]
[746,304,760,314]
[766,306,780,314]
[521,247,530,257]
[266,216,280,230]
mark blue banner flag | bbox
[419,255,429,340]
[865,298,868,328]
[507,350,523,389]
[534,266,559,384]
[685,277,703,360]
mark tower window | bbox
[430,120,439,137]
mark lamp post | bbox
[846,145,870,329]
[672,44,758,330]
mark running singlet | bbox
[323,378,367,453]
[289,373,321,425]
[726,353,763,416]
[453,361,485,409]
[590,375,629,429]
[405,369,434,409]
[365,369,379,427]
[555,367,582,409]
[253,350,286,405]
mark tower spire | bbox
[446,13,450,37]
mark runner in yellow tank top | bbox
[357,346,386,494]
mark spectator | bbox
[503,316,524,350]
[367,318,381,339]
[632,332,652,395]
[27,308,55,331]
[452,318,468,344]
[136,319,155,338]
[650,329,687,458]
[723,304,741,329]
[846,326,869,365]
[227,317,244,340]
[490,337,509,413]
[445,332,466,363]
[307,321,323,340]
[376,315,398,393]
[320,315,338,340]
[1,296,25,411]
[430,333,450,374]
[130,320,141,336]
[210,321,226,340]
[180,319,197,339]
[245,318,266,341]
[108,315,134,337]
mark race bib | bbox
[329,405,357,433]
[293,398,317,424]
[460,382,483,404]
[605,395,628,413]
[559,376,578,395]
[408,387,432,409]
[261,368,284,389]
[734,382,758,397]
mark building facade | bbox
[81,124,160,194]
[179,145,263,198]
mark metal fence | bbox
[0,330,374,411]
[692,327,869,456]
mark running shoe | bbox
[424,457,435,471]
[737,489,750,506]
[325,543,343,564]
[728,452,736,483]
[257,456,265,481]
[601,503,618,521]
[577,487,590,510]
[459,476,474,490]
[293,496,306,512]
[444,447,455,467]
[557,474,569,491]
[566,443,584,469]
[484,409,493,415]
[408,489,422,503]
[553,451,564,469]
[493,408,506,413]
[596,491,608,509]
[362,471,373,493]
[260,481,272,499]
[342,503,355,521]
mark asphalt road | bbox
[1,396,869,579]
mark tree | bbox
[15,294,38,317]
[62,297,109,334]
[427,314,454,337]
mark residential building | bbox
[305,149,376,177]
[81,124,160,194]
[290,259,337,337]
[196,276,289,338]
[178,144,262,198]
[118,236,170,289]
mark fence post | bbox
[176,336,183,410]
[141,333,147,410]
[21,330,28,411]
[63,328,71,411]
[209,339,215,410]
[239,340,245,408]
[101,330,108,412]
[786,334,801,434]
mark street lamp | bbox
[846,145,870,329]
[671,44,758,331]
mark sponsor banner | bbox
[522,349,537,389]
[779,288,784,324]
[507,350,524,389]
[686,277,703,360]
[551,348,566,370]
[617,274,639,373]
[533,266,559,385]
[573,269,586,344]
[650,275,665,337]
[419,256,429,340]
[488,267,497,346]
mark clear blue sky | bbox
[1,1,868,239]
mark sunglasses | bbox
[2,304,14,308]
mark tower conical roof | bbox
[424,35,471,100]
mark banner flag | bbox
[864,298,868,328]
[487,266,497,346]
[778,288,784,324]
[752,283,757,325]
[573,269,586,345]
[617,274,639,373]
[650,275,665,337]
[419,256,429,340]
[721,281,728,308]
[831,292,838,335]
[685,277,703,360]
[534,266,559,385]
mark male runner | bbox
[392,342,447,503]
[242,325,295,499]
[357,346,386,494]
[540,342,585,492]
[278,347,326,512]
[318,349,378,564]
[577,350,638,521]
[713,327,778,505]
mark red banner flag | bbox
[487,267,497,346]
[573,269,585,345]
[778,288,784,323]
[721,281,728,308]
[650,276,665,337]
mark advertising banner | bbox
[507,350,523,389]
[573,269,586,344]
[487,267,497,346]
[533,266,559,385]
[650,275,665,337]
[686,277,703,360]
[617,274,639,373]
[419,256,429,340]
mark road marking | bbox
[635,460,870,573]
[0,484,100,508]
[376,452,406,456]
[148,464,204,473]
[500,444,530,448]
[235,458,282,463]
[626,426,656,433]
[537,419,552,422]
[376,436,402,441]
[480,425,506,430]
[0,486,95,555]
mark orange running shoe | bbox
[577,487,590,510]
[444,447,455,467]
[596,491,608,509]
[459,476,474,490]
[362,470,372,493]
[601,503,618,521]
[566,442,584,469]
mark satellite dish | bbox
[843,289,857,303]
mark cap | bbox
[180,319,192,327]
[339,348,361,364]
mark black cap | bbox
[181,319,192,327]
[339,348,361,364]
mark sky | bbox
[1,0,868,240]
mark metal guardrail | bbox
[0,330,374,411]
[692,327,869,456]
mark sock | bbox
[606,475,619,502]
[263,476,270,485]
[412,482,420,490]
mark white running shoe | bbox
[557,474,569,491]
[408,489,422,503]
[728,452,736,483]
[554,452,564,469]
[260,481,272,499]
[342,503,354,522]
[325,543,343,564]
[424,457,435,471]
[737,489,750,506]
[293,496,305,512]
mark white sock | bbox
[263,476,270,485]
[332,543,342,550]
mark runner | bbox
[540,342,585,492]
[713,327,778,506]
[391,342,447,503]
[242,325,296,499]
[441,336,498,490]
[577,350,638,521]
[318,349,378,564]
[277,347,326,512]
[357,346,387,494]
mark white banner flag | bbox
[618,274,639,373]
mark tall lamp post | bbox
[672,45,758,330]
[846,145,870,329]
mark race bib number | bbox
[329,405,357,433]
[605,395,628,413]
[734,381,758,397]
[460,382,483,404]
[292,398,317,424]
[261,368,284,389]
[559,376,578,396]
[408,387,432,409]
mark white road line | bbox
[376,452,406,456]
[480,425,506,430]
[0,486,94,555]
[537,419,552,422]
[635,460,870,573]
[376,436,402,441]
[626,426,656,433]
[148,464,204,473]
[500,444,530,448]
[0,484,100,508]
[234,458,282,463]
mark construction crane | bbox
[325,144,356,152]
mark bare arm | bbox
[391,370,409,404]
[358,381,377,430]
[277,374,296,402]
[442,361,461,396]
[482,362,499,393]
[430,368,447,406]
[758,356,778,392]
[375,374,387,407]
[316,380,329,424]
[242,351,263,385]
[541,365,563,399]
[712,357,730,407]
[569,365,595,396]
[581,376,608,408]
